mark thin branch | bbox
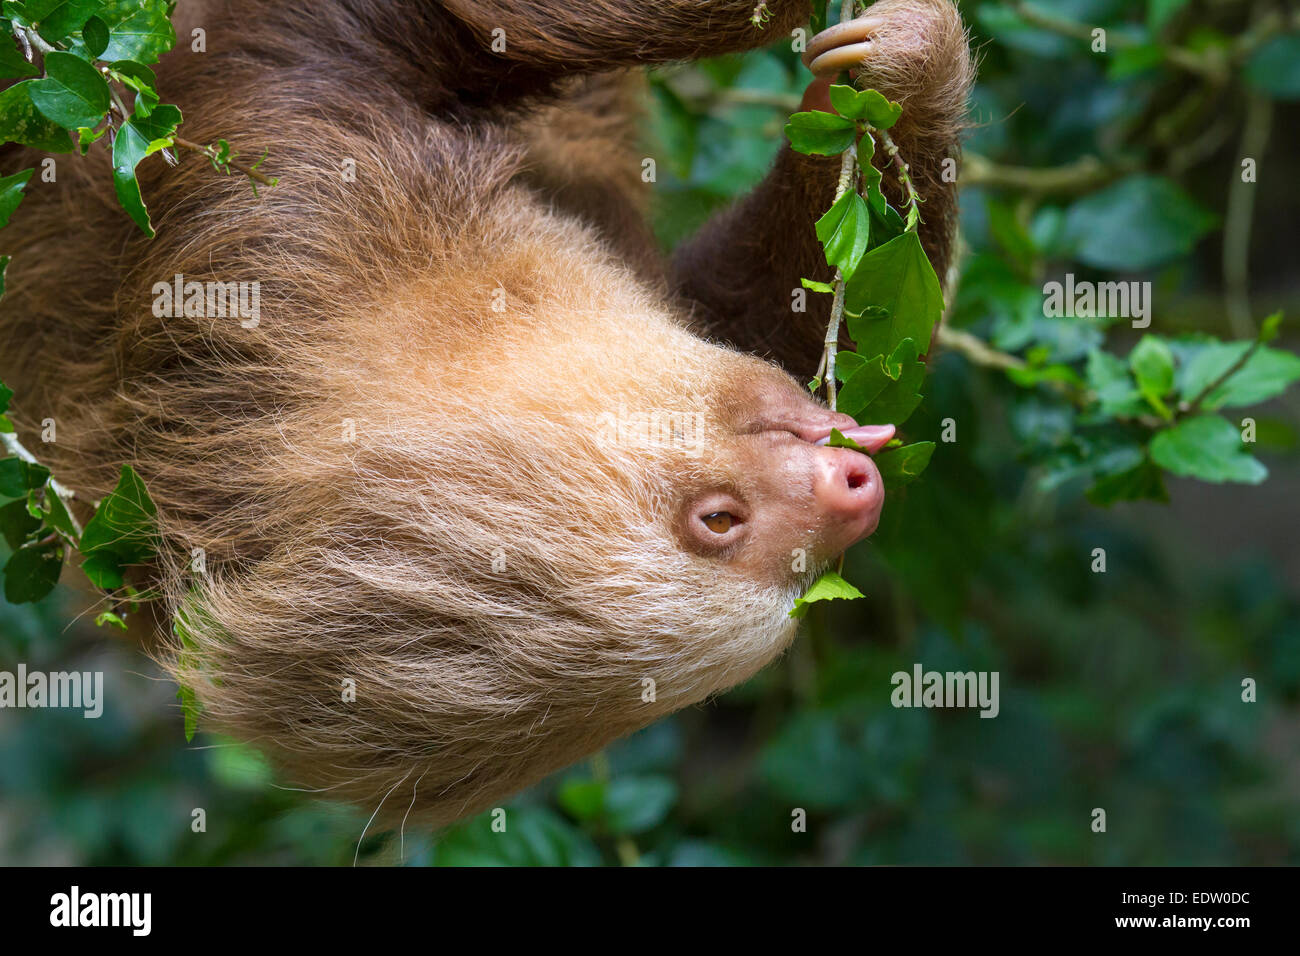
[1181,337,1262,416]
[962,152,1134,195]
[935,327,1166,429]
[822,140,858,411]
[1222,92,1272,338]
[173,136,278,188]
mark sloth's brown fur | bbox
[0,0,971,825]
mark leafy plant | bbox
[783,0,1300,617]
[0,4,268,655]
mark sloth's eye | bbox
[702,511,734,534]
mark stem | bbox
[173,136,278,188]
[962,152,1132,195]
[822,140,858,411]
[880,129,921,228]
[935,327,1165,429]
[1182,338,1262,416]
[17,26,56,57]
[0,431,85,537]
[1222,93,1272,339]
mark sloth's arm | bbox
[669,0,973,375]
[442,0,813,80]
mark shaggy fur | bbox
[0,0,971,825]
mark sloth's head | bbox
[164,227,891,826]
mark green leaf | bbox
[815,189,870,278]
[1086,459,1169,506]
[23,0,102,43]
[834,350,867,383]
[0,497,40,548]
[1129,335,1175,416]
[95,0,176,65]
[107,59,157,116]
[1150,415,1267,484]
[1244,34,1300,100]
[557,778,606,822]
[2,542,62,603]
[38,487,77,539]
[874,441,935,487]
[1180,341,1300,410]
[825,427,865,452]
[0,31,39,79]
[0,80,73,151]
[79,550,123,589]
[844,231,943,361]
[79,463,158,563]
[1258,311,1283,344]
[604,776,677,835]
[94,610,128,630]
[1063,175,1216,270]
[110,102,180,235]
[39,1,96,40]
[866,195,905,248]
[837,352,892,416]
[854,338,926,425]
[0,456,50,497]
[28,50,111,129]
[784,110,856,156]
[81,13,109,58]
[1086,349,1147,417]
[0,166,32,227]
[828,85,902,129]
[75,122,104,153]
[789,570,865,618]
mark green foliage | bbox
[1062,175,1217,270]
[789,570,864,618]
[0,376,158,610]
[0,1,267,243]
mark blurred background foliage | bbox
[2,0,1299,865]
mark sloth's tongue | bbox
[813,424,895,454]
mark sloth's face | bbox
[672,364,892,586]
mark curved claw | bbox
[801,16,882,71]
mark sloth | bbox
[0,0,972,824]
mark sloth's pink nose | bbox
[812,441,888,547]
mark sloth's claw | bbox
[802,16,883,74]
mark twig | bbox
[822,140,859,411]
[173,136,278,188]
[880,129,921,228]
[962,152,1133,195]
[935,327,1166,429]
[1222,92,1272,338]
[816,0,863,412]
[1181,337,1262,416]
